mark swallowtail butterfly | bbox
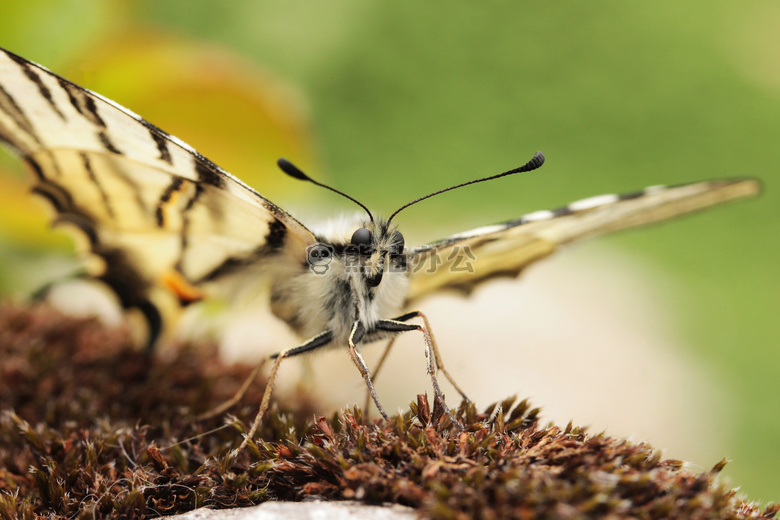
[0,47,759,444]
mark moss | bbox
[0,303,776,519]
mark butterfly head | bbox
[279,151,545,289]
[279,158,403,288]
[347,220,405,287]
[302,213,407,291]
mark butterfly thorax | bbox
[269,215,410,345]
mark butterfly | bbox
[0,47,759,445]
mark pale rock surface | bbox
[166,501,415,520]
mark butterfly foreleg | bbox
[197,330,333,452]
[363,336,398,416]
[196,356,265,422]
[374,312,465,429]
[237,330,334,450]
[383,311,471,404]
[347,321,391,420]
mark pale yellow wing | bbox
[406,178,759,303]
[0,47,316,344]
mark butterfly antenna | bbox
[277,158,374,224]
[387,151,545,224]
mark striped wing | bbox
[0,47,316,344]
[406,179,759,303]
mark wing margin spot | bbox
[194,159,226,188]
[265,218,287,248]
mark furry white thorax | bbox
[270,213,410,346]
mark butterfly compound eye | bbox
[390,231,405,255]
[350,227,373,255]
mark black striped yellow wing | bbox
[406,178,759,304]
[0,47,316,343]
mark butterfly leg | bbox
[363,336,398,417]
[236,330,333,450]
[385,311,471,403]
[196,356,266,422]
[374,313,464,429]
[197,331,332,445]
[347,321,390,420]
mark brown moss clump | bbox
[0,303,776,519]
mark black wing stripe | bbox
[54,213,99,245]
[51,77,125,156]
[31,182,73,214]
[149,128,173,164]
[23,157,46,181]
[95,244,162,349]
[81,152,116,220]
[28,169,101,246]
[7,53,66,121]
[95,246,152,308]
[0,82,42,147]
[184,183,204,211]
[0,132,18,153]
[174,183,206,272]
[611,188,646,201]
[105,157,149,215]
[25,158,73,211]
[196,217,288,283]
[176,215,190,273]
[136,301,163,351]
[98,130,122,155]
[156,177,185,227]
[56,80,104,126]
[57,77,84,119]
[80,89,107,127]
[197,247,266,283]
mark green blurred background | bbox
[0,1,777,502]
